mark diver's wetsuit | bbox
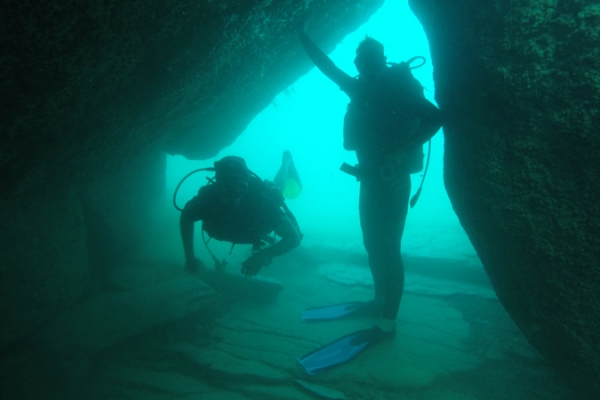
[299,33,440,320]
[182,177,286,246]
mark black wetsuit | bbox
[183,177,286,246]
[300,33,441,320]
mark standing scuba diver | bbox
[296,26,443,374]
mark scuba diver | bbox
[178,155,302,277]
[296,27,443,374]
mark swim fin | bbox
[297,326,395,375]
[301,301,381,322]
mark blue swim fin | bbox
[301,301,381,322]
[297,326,395,375]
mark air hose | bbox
[172,168,214,212]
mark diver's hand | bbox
[185,257,205,275]
[241,252,271,277]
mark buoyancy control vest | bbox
[343,57,426,174]
[173,168,301,245]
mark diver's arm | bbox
[180,199,206,272]
[180,211,196,261]
[408,99,443,147]
[241,216,301,276]
[265,216,302,257]
[298,32,353,89]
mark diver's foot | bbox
[352,300,384,317]
[185,261,204,275]
[185,264,200,275]
[349,325,396,347]
[370,324,397,344]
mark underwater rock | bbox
[30,275,218,353]
[294,379,346,400]
[0,0,384,352]
[169,342,289,383]
[0,0,384,196]
[0,188,89,351]
[410,0,600,397]
[0,344,89,400]
[105,366,212,396]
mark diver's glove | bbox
[241,252,271,277]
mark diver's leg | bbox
[360,175,411,322]
[274,150,302,198]
[284,150,301,186]
[379,174,411,321]
[359,180,386,306]
[273,151,291,192]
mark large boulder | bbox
[409,0,600,398]
[0,0,384,351]
[77,151,167,292]
[0,0,384,196]
[0,187,89,351]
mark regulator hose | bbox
[172,168,214,212]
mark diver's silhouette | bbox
[298,29,442,340]
[179,156,302,277]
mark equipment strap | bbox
[409,139,432,208]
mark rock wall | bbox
[409,0,600,398]
[77,151,167,293]
[0,188,89,350]
[0,0,383,352]
[1,0,384,196]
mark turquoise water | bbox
[167,0,476,265]
[120,2,570,399]
[0,1,580,399]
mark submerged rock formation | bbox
[2,0,598,398]
[0,0,384,351]
[409,0,600,398]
